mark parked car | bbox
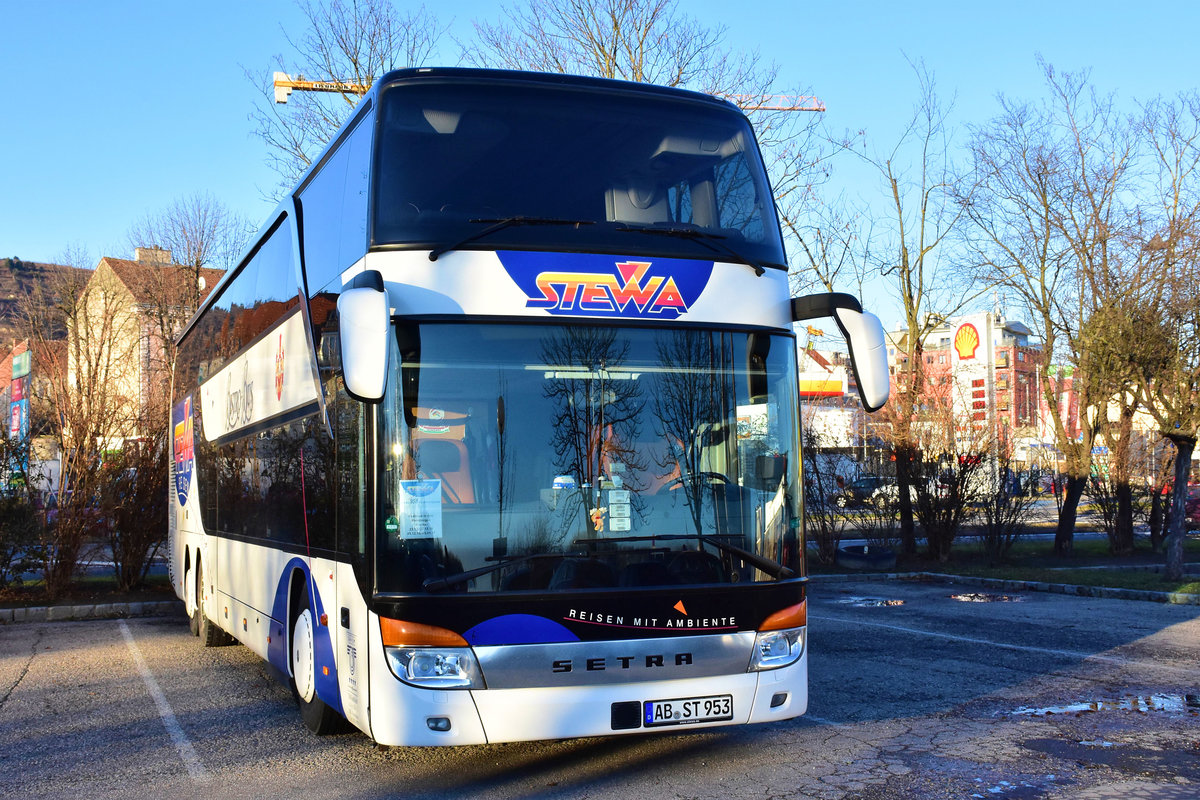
[870,477,950,509]
[832,475,888,508]
[1187,487,1200,530]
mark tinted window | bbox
[176,217,296,398]
[374,322,803,594]
[300,107,375,296]
[372,81,785,267]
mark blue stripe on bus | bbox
[270,559,344,715]
[463,614,580,646]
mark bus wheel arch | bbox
[288,569,345,735]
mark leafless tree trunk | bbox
[838,62,977,555]
[1129,92,1200,581]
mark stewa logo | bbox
[172,397,194,507]
[499,252,714,319]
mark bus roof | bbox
[373,67,742,112]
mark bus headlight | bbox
[749,627,805,671]
[384,647,484,689]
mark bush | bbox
[0,492,44,590]
[97,437,168,591]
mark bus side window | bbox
[300,106,375,297]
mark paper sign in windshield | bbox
[397,480,443,539]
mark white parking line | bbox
[118,620,212,784]
[809,613,1200,680]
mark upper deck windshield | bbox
[373,78,786,268]
[376,322,803,595]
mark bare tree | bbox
[21,254,144,598]
[840,62,977,555]
[470,0,758,91]
[126,194,238,403]
[799,424,847,565]
[1125,91,1200,581]
[127,192,251,277]
[964,61,1139,555]
[1077,298,1158,555]
[249,0,445,190]
[788,199,872,296]
[467,0,831,283]
[978,434,1039,563]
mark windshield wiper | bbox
[614,224,778,277]
[422,552,558,593]
[572,533,796,580]
[428,216,595,261]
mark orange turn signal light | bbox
[379,617,469,647]
[758,600,806,631]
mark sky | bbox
[4,0,1199,328]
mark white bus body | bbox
[169,68,886,746]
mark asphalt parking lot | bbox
[1,577,1197,799]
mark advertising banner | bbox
[198,308,320,442]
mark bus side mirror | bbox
[791,292,890,413]
[337,270,390,402]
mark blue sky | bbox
[4,0,1197,302]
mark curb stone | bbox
[0,600,185,625]
[809,571,1200,605]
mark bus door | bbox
[333,390,371,734]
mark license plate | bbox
[643,694,733,727]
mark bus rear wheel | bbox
[187,560,200,637]
[197,559,234,647]
[290,588,345,735]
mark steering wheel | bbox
[657,471,732,494]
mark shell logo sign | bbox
[954,323,981,359]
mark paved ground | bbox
[0,578,1197,799]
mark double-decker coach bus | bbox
[169,67,889,746]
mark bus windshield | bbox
[373,78,786,268]
[376,322,803,595]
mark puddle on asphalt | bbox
[971,777,1056,798]
[1010,694,1200,716]
[950,592,1026,603]
[835,596,905,607]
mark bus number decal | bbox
[499,252,713,320]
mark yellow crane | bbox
[273,72,368,104]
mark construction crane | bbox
[274,72,824,111]
[274,72,368,104]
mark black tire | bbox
[197,559,234,647]
[291,583,346,735]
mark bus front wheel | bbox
[290,586,345,735]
